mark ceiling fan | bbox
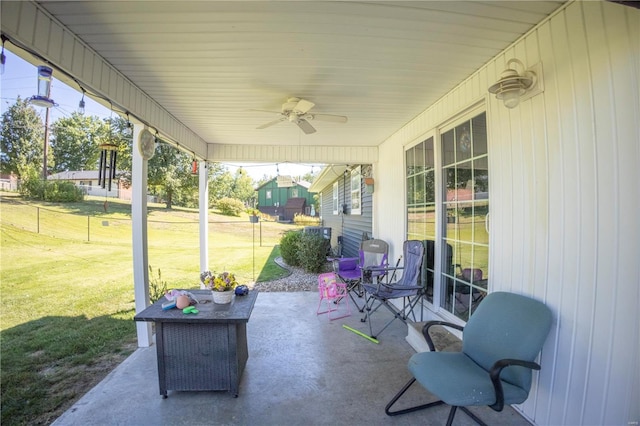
[255,97,348,134]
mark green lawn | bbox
[0,193,298,425]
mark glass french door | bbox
[406,111,489,321]
[440,112,489,321]
[406,137,436,303]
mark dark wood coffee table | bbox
[134,289,258,397]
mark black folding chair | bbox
[360,240,425,339]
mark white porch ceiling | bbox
[4,1,565,163]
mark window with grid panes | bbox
[441,112,489,321]
[406,137,436,303]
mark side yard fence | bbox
[1,201,276,247]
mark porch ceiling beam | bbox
[208,144,378,165]
[0,1,208,158]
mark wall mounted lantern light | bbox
[488,58,539,109]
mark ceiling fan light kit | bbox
[255,97,347,134]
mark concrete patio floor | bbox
[53,292,531,426]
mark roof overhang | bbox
[308,165,349,193]
[1,1,566,165]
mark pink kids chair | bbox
[317,272,351,320]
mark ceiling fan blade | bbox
[293,99,315,114]
[256,117,285,129]
[310,113,348,123]
[296,119,316,134]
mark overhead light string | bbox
[191,152,198,175]
[78,88,86,114]
[0,35,7,75]
[125,113,133,135]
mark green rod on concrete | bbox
[343,325,379,344]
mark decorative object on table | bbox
[163,289,199,309]
[201,271,239,304]
[176,295,191,309]
[162,300,177,310]
[235,285,249,296]
[182,306,199,314]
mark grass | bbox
[0,192,301,425]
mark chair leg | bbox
[445,406,489,426]
[387,380,489,426]
[327,290,351,321]
[364,294,423,339]
[459,407,488,426]
[446,406,458,426]
[385,377,445,416]
[347,282,366,312]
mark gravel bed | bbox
[251,257,332,292]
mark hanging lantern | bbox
[191,159,198,175]
[98,143,118,191]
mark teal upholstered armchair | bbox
[385,291,553,426]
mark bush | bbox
[18,167,44,199]
[19,173,83,202]
[293,213,321,226]
[44,181,84,202]
[216,197,245,216]
[148,265,168,303]
[297,232,330,273]
[279,230,302,267]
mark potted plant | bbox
[201,271,239,304]
[249,209,260,223]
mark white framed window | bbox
[292,188,298,197]
[266,190,272,199]
[350,166,362,215]
[332,181,339,214]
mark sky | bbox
[0,49,318,181]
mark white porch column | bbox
[199,161,209,280]
[132,124,152,347]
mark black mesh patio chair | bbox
[360,240,425,339]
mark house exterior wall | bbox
[256,179,314,209]
[376,2,639,425]
[317,165,373,258]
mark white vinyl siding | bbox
[377,2,639,425]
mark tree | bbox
[230,168,256,206]
[255,173,272,188]
[207,162,233,204]
[50,112,109,172]
[0,97,45,177]
[300,170,316,183]
[147,142,196,209]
